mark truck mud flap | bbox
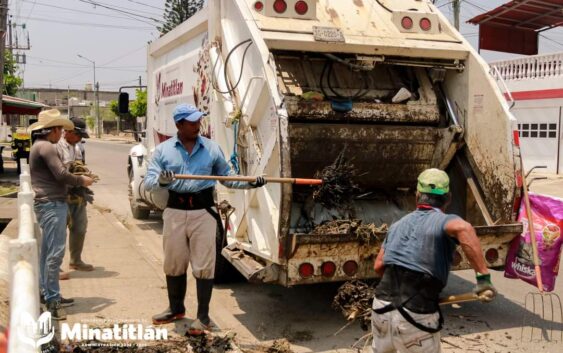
[221,244,279,283]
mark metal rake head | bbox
[521,292,563,342]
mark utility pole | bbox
[0,0,8,123]
[452,0,461,30]
[78,54,100,138]
[96,81,101,137]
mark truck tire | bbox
[214,223,244,284]
[128,165,150,220]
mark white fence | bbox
[490,52,563,81]
[8,162,40,353]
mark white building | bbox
[490,53,563,174]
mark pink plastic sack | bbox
[504,193,563,292]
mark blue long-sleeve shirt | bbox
[145,135,252,193]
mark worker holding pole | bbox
[144,103,266,335]
[371,168,497,352]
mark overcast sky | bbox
[10,0,563,92]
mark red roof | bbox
[467,0,563,55]
[2,95,48,115]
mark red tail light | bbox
[343,261,358,276]
[420,18,432,31]
[453,251,462,266]
[485,248,499,264]
[295,1,308,15]
[321,261,336,277]
[299,263,314,278]
[401,16,413,30]
[273,0,287,13]
[254,1,264,11]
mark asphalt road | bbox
[86,140,563,353]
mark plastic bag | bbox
[504,192,563,292]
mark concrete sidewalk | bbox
[58,205,199,345]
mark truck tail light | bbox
[273,0,287,13]
[343,261,358,276]
[321,261,336,277]
[401,16,413,30]
[453,251,462,266]
[299,263,314,278]
[419,18,432,31]
[485,248,499,264]
[295,1,308,15]
[254,1,264,11]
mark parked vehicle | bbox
[125,0,523,286]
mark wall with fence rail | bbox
[490,53,563,81]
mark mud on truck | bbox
[126,0,523,286]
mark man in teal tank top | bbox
[371,168,497,353]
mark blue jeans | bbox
[35,201,68,303]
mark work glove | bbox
[158,170,175,186]
[249,176,267,188]
[474,273,497,303]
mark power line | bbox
[99,44,146,66]
[124,0,163,12]
[75,0,164,24]
[25,16,153,30]
[19,0,157,24]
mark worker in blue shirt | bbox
[145,103,266,335]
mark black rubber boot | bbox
[152,274,187,325]
[196,278,214,325]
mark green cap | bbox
[417,168,450,195]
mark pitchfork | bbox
[520,165,563,342]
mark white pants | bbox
[162,208,217,279]
[371,298,442,353]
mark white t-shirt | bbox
[56,133,83,169]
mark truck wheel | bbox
[214,224,244,284]
[128,165,150,220]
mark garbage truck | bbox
[126,0,523,286]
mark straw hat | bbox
[29,109,74,131]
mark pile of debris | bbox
[313,148,360,210]
[332,280,376,331]
[311,219,388,243]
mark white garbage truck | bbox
[126,0,523,286]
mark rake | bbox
[520,166,563,342]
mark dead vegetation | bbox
[311,219,387,243]
[332,280,376,331]
[313,148,360,210]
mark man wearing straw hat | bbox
[145,103,266,335]
[29,109,94,320]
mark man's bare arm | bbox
[444,219,489,275]
[374,247,385,277]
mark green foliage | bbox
[85,116,95,131]
[158,0,204,35]
[130,89,147,118]
[109,100,119,117]
[3,51,23,96]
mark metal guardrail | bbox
[8,161,40,353]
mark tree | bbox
[4,51,23,96]
[130,89,147,118]
[158,0,204,35]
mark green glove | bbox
[474,273,497,303]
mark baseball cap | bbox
[417,168,450,195]
[173,104,204,123]
[69,117,90,138]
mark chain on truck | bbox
[122,0,523,286]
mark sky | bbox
[9,0,563,92]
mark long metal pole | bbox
[94,61,101,138]
[0,0,8,125]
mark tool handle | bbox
[174,174,323,185]
[439,290,494,305]
[521,170,544,292]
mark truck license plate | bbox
[313,26,345,42]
